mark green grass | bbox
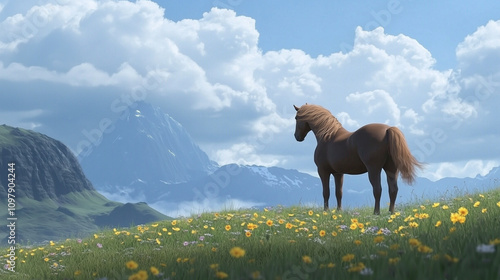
[2,188,500,280]
[0,125,30,147]
[0,190,167,243]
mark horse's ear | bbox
[293,105,299,111]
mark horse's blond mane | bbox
[296,104,342,141]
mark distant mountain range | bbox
[0,125,168,243]
[80,102,500,217]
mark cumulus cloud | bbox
[456,20,500,76]
[423,160,500,181]
[0,1,499,180]
[346,90,401,125]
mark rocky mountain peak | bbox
[80,101,217,189]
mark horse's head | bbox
[293,104,311,142]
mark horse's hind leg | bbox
[333,173,344,211]
[368,168,382,215]
[384,157,399,213]
[385,168,399,214]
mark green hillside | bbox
[0,124,169,244]
[1,188,499,279]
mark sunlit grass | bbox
[2,188,500,279]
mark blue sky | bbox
[161,0,500,70]
[0,0,499,181]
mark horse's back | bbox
[349,123,391,165]
[353,123,391,141]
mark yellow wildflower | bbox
[150,266,159,276]
[450,212,460,224]
[458,207,468,216]
[229,247,245,258]
[342,254,355,262]
[302,255,312,264]
[126,260,138,270]
[418,245,433,253]
[489,238,500,245]
[215,271,228,279]
[247,223,258,230]
[409,238,421,247]
[374,236,384,243]
[390,244,400,250]
[347,262,365,272]
[389,257,400,265]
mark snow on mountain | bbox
[80,101,218,202]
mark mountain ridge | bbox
[0,124,169,243]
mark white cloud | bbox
[456,20,500,76]
[336,112,360,128]
[0,0,97,53]
[0,1,499,181]
[422,160,500,181]
[151,198,264,218]
[346,89,401,125]
[214,142,281,167]
[0,109,44,129]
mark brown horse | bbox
[293,104,423,214]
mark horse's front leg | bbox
[318,169,331,211]
[333,173,344,211]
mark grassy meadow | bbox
[2,188,500,280]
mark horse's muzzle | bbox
[294,133,304,142]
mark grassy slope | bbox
[1,188,500,280]
[0,190,168,243]
[0,190,119,243]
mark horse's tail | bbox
[387,127,423,185]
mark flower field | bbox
[2,188,500,280]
